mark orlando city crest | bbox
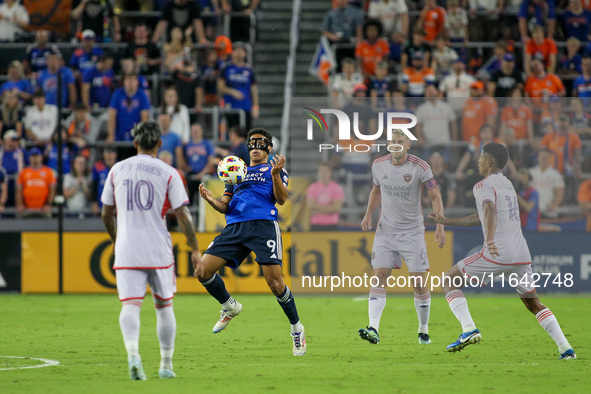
[403,174,412,183]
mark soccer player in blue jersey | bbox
[195,128,306,356]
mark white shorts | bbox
[456,250,535,294]
[371,231,430,272]
[116,266,177,302]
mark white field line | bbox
[0,356,60,371]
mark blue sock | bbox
[200,273,231,304]
[276,286,300,325]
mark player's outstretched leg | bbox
[443,266,480,353]
[154,297,177,378]
[359,269,389,345]
[120,299,147,380]
[411,272,431,344]
[196,255,243,333]
[520,293,576,359]
[262,265,306,356]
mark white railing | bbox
[279,0,302,157]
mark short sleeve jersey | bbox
[17,166,56,209]
[473,173,532,264]
[371,154,436,235]
[101,154,189,269]
[223,163,288,225]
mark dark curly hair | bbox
[363,19,384,39]
[482,142,509,170]
[132,120,162,150]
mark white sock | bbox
[445,290,476,332]
[120,301,142,361]
[368,287,386,332]
[414,291,431,334]
[155,301,176,370]
[536,308,571,353]
[222,297,237,311]
[291,320,304,333]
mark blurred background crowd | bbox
[0,0,589,233]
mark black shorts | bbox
[205,220,283,269]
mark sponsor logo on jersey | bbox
[260,166,269,172]
[403,174,413,183]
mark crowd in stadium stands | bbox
[0,0,261,218]
[320,0,591,230]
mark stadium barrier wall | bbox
[5,231,589,294]
[454,231,591,293]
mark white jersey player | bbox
[430,142,576,359]
[102,121,202,380]
[359,129,446,346]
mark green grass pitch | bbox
[1,294,589,393]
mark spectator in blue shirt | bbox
[218,43,258,131]
[90,146,117,215]
[44,128,74,175]
[215,125,249,164]
[573,54,591,107]
[82,53,115,109]
[70,29,104,81]
[120,57,151,102]
[0,61,33,102]
[0,130,28,207]
[107,73,150,142]
[519,0,556,41]
[37,52,77,109]
[517,168,540,231]
[24,30,61,75]
[321,0,364,44]
[157,112,185,169]
[184,123,214,204]
[561,0,591,42]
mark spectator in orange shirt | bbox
[461,80,498,141]
[525,26,558,74]
[355,19,390,78]
[524,58,566,108]
[541,114,582,177]
[16,147,55,217]
[501,87,534,142]
[418,0,445,44]
[578,177,591,231]
[540,95,563,133]
[401,51,435,97]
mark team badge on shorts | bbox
[371,251,375,260]
[403,174,412,183]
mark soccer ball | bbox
[217,156,247,185]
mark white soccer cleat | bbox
[213,301,243,333]
[128,356,147,381]
[159,368,176,378]
[291,326,307,356]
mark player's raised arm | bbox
[426,180,446,248]
[199,183,231,213]
[482,200,498,257]
[101,204,117,243]
[361,184,381,231]
[271,155,288,205]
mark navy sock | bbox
[200,273,231,304]
[276,286,300,324]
